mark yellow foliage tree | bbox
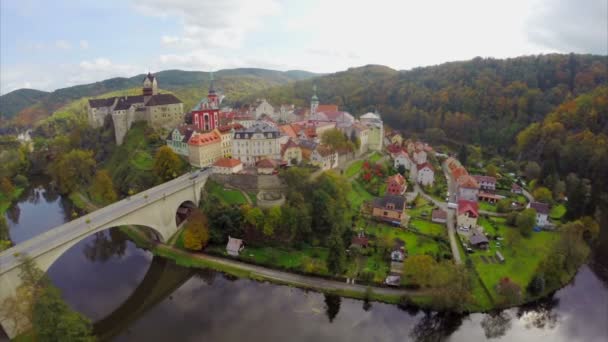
[183,211,209,251]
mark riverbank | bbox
[0,187,24,215]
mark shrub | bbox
[13,174,29,188]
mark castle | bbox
[87,73,184,145]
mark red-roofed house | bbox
[393,150,412,170]
[279,124,298,139]
[213,158,243,174]
[188,130,223,168]
[386,143,402,154]
[457,175,480,201]
[312,145,338,170]
[457,199,479,230]
[256,159,278,175]
[416,163,435,186]
[386,174,407,195]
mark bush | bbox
[13,174,29,188]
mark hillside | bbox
[243,54,608,151]
[0,68,319,126]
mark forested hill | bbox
[246,54,607,152]
[0,68,318,126]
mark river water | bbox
[3,181,608,341]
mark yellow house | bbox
[281,139,302,166]
[188,131,223,168]
[371,195,407,224]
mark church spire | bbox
[310,84,319,115]
[209,71,215,93]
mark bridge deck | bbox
[0,170,210,274]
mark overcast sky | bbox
[1,0,606,94]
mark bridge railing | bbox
[0,170,211,271]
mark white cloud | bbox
[55,40,71,49]
[132,0,281,49]
[80,40,89,49]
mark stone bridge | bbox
[0,169,210,339]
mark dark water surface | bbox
[4,180,608,341]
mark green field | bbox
[345,160,364,178]
[409,218,445,237]
[471,230,560,300]
[206,180,248,205]
[478,201,497,212]
[365,222,441,256]
[348,180,374,209]
[369,152,382,163]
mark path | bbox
[163,245,422,297]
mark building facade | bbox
[165,125,197,156]
[416,163,435,186]
[232,121,282,166]
[87,73,184,145]
[187,130,223,168]
[192,75,220,132]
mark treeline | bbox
[203,168,354,274]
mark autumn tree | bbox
[263,206,282,237]
[0,177,15,196]
[485,164,498,178]
[154,146,184,182]
[48,149,97,194]
[321,129,354,152]
[496,277,522,305]
[516,208,537,237]
[89,170,118,204]
[524,161,541,181]
[183,211,210,251]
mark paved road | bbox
[0,169,212,273]
[163,246,424,297]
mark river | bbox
[2,180,608,341]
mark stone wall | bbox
[210,173,286,192]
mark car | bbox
[466,248,474,253]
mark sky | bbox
[0,0,606,94]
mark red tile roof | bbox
[387,174,406,186]
[417,162,434,172]
[280,139,300,156]
[458,199,479,217]
[279,124,298,138]
[213,158,242,168]
[432,209,447,220]
[256,159,277,169]
[457,175,480,189]
[451,167,468,181]
[188,131,221,146]
[386,144,402,154]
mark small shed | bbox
[226,236,244,256]
[431,209,447,223]
[469,231,489,250]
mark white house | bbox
[528,202,550,227]
[226,236,244,256]
[393,151,412,170]
[416,162,435,186]
[312,145,339,170]
[212,158,243,174]
[412,150,427,165]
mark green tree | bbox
[532,186,553,204]
[486,164,499,178]
[0,177,16,196]
[0,216,9,241]
[496,198,512,213]
[458,145,468,166]
[524,161,541,181]
[402,255,437,287]
[263,206,282,237]
[321,129,353,152]
[183,211,209,251]
[153,146,184,182]
[243,206,264,231]
[48,149,97,194]
[526,274,545,297]
[326,230,346,275]
[89,170,118,204]
[516,208,537,237]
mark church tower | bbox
[191,72,220,131]
[310,84,319,115]
[143,72,158,103]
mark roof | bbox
[512,183,522,190]
[166,124,197,142]
[256,158,278,169]
[529,202,550,215]
[457,174,480,189]
[446,157,462,170]
[387,174,406,186]
[386,144,402,154]
[317,104,338,112]
[372,195,406,211]
[473,175,497,184]
[143,72,155,82]
[226,236,243,252]
[279,124,298,138]
[234,120,280,138]
[113,95,145,111]
[458,199,479,217]
[469,231,489,245]
[281,139,300,156]
[188,131,221,146]
[432,209,447,220]
[217,123,244,133]
[361,112,380,120]
[417,162,434,172]
[214,158,242,168]
[145,93,183,106]
[452,167,469,180]
[88,97,116,108]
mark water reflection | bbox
[83,230,128,263]
[409,311,465,342]
[480,312,512,339]
[324,294,341,322]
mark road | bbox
[0,169,212,273]
[163,246,424,297]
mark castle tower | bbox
[310,84,319,115]
[143,72,158,103]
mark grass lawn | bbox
[209,244,330,275]
[409,218,445,237]
[247,192,258,205]
[550,204,566,220]
[408,197,435,219]
[369,152,382,163]
[471,230,560,300]
[363,253,390,283]
[478,201,497,212]
[345,160,364,178]
[131,150,154,171]
[348,180,374,209]
[206,180,249,205]
[365,222,440,256]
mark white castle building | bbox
[87,73,184,145]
